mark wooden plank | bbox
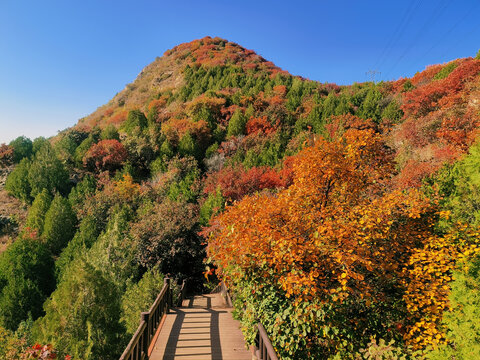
[150,293,251,360]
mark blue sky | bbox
[1,0,479,143]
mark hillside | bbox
[1,37,480,359]
[71,36,480,191]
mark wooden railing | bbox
[211,280,233,307]
[177,279,187,307]
[253,322,279,360]
[119,278,172,360]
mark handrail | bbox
[254,322,279,360]
[177,279,187,307]
[119,278,171,360]
[211,280,233,307]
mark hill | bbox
[69,36,480,191]
[0,37,480,359]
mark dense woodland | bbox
[0,37,480,359]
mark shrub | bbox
[0,144,13,167]
[83,139,127,172]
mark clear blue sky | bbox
[1,0,479,144]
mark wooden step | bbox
[149,294,251,360]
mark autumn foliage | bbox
[21,344,71,359]
[204,162,292,201]
[83,139,127,172]
[3,36,480,359]
[0,144,13,167]
[207,129,447,356]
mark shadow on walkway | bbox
[161,295,228,360]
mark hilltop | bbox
[77,36,286,131]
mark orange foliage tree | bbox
[403,223,480,350]
[207,128,441,356]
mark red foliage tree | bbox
[21,344,71,360]
[83,139,127,172]
[402,59,480,117]
[204,162,293,201]
[0,143,14,167]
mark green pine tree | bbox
[43,194,77,255]
[227,109,247,137]
[25,189,52,234]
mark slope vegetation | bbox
[0,37,479,359]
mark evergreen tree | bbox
[32,137,49,155]
[226,109,247,137]
[5,158,32,203]
[426,255,480,359]
[0,237,54,330]
[123,109,147,135]
[322,92,338,120]
[33,259,125,360]
[25,189,52,234]
[178,132,202,160]
[86,207,137,288]
[55,215,100,281]
[359,87,383,122]
[43,195,77,255]
[121,268,165,335]
[199,187,224,226]
[9,136,33,163]
[100,124,120,140]
[381,99,403,123]
[74,134,96,166]
[68,174,97,212]
[54,134,77,166]
[28,143,69,198]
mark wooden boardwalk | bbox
[150,293,251,360]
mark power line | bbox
[384,0,452,79]
[411,1,480,68]
[438,21,480,61]
[374,0,422,72]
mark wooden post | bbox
[164,278,171,312]
[141,312,150,358]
